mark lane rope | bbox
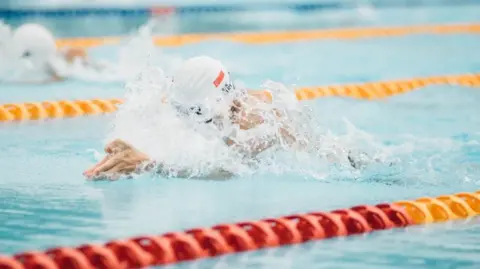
[0,99,123,122]
[1,73,479,122]
[0,190,478,269]
[55,23,480,48]
[294,72,480,100]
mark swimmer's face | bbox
[175,77,243,123]
[21,50,31,58]
[179,98,235,124]
[18,49,50,69]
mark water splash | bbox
[0,20,13,77]
[0,20,30,82]
[0,19,182,83]
[104,63,480,185]
[101,62,349,180]
[64,18,182,83]
[106,64,240,178]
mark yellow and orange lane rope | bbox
[56,23,480,48]
[0,190,478,269]
[294,72,480,100]
[0,99,123,122]
[1,73,479,122]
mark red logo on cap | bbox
[213,70,225,88]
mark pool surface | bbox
[1,3,480,269]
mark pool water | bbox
[3,4,480,37]
[1,4,480,269]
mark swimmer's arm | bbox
[225,109,296,156]
[46,63,66,82]
[0,64,65,84]
[7,61,67,84]
[0,79,62,85]
[48,72,66,82]
[84,59,107,71]
[86,139,234,180]
[272,108,297,143]
[147,161,234,180]
[246,101,297,144]
[224,136,278,157]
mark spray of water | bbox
[99,56,480,185]
[0,19,182,83]
[100,61,372,181]
[59,19,183,83]
[106,64,250,179]
[0,21,31,82]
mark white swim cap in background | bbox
[12,23,57,67]
[171,55,231,106]
[0,20,13,47]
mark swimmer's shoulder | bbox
[248,90,273,104]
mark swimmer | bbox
[83,56,375,180]
[84,56,297,180]
[2,23,103,83]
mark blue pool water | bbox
[1,4,480,269]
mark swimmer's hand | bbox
[227,100,296,157]
[83,139,150,181]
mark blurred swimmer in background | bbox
[0,22,104,83]
[84,56,369,180]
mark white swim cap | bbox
[12,23,57,66]
[171,56,232,106]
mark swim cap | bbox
[0,20,13,47]
[12,23,57,67]
[0,21,14,77]
[171,56,232,106]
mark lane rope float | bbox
[0,190,478,269]
[0,99,124,122]
[1,73,479,122]
[56,23,480,48]
[294,72,480,100]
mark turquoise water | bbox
[4,4,480,37]
[1,5,480,269]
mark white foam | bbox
[98,66,480,185]
[73,20,478,184]
[0,19,183,83]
